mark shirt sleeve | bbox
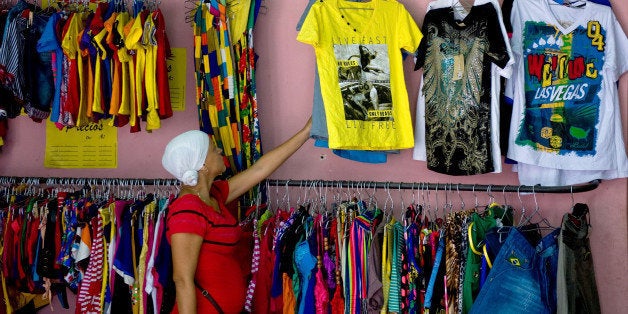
[486,4,510,70]
[296,3,320,47]
[397,3,422,54]
[165,196,209,241]
[37,14,59,53]
[609,13,628,81]
[414,10,432,71]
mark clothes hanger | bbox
[281,180,291,212]
[425,183,436,227]
[450,0,472,15]
[445,183,454,217]
[549,0,586,8]
[496,185,513,227]
[441,183,449,217]
[434,183,442,221]
[519,186,557,233]
[472,184,480,212]
[383,182,394,223]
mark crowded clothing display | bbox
[0,0,625,313]
[0,178,602,313]
[0,0,174,150]
[0,179,179,313]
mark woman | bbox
[161,118,312,313]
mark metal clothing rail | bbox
[0,176,180,187]
[265,179,601,194]
[0,177,601,193]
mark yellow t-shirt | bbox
[123,16,136,125]
[143,13,160,131]
[116,12,131,116]
[92,27,109,114]
[125,14,146,127]
[297,0,422,150]
[104,13,120,116]
[62,12,89,126]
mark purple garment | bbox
[79,13,98,61]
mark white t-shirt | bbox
[506,0,628,185]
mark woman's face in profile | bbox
[203,143,226,176]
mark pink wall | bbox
[0,0,625,313]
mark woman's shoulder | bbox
[167,194,207,213]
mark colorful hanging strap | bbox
[424,231,444,310]
[346,214,372,314]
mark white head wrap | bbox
[162,130,210,186]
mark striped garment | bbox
[76,215,105,313]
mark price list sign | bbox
[45,120,118,168]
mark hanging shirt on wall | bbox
[413,1,512,175]
[506,0,628,185]
[296,0,392,164]
[297,0,422,150]
[37,12,65,123]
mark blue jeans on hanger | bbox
[470,227,560,314]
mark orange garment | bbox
[282,273,295,314]
[103,13,120,116]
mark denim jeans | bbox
[556,210,601,314]
[470,227,560,314]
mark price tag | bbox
[453,54,465,81]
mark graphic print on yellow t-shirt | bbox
[297,0,422,150]
[335,44,392,121]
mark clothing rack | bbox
[0,176,601,194]
[265,179,601,194]
[0,176,180,187]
